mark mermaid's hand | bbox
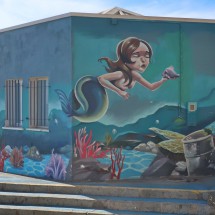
[162,66,180,80]
[118,90,129,100]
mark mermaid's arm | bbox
[133,71,167,91]
[98,71,129,99]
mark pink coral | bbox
[74,128,109,159]
[0,145,10,171]
[10,147,24,168]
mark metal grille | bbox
[5,79,23,127]
[29,78,48,128]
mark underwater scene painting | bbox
[1,103,215,182]
[58,35,215,182]
[1,27,215,183]
[69,105,215,182]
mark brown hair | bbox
[99,37,153,86]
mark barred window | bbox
[29,77,48,129]
[5,79,23,127]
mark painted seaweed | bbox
[45,149,66,181]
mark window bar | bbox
[16,80,21,127]
[20,80,22,127]
[30,80,33,127]
[37,80,40,127]
[29,80,31,127]
[13,80,15,126]
[45,80,48,127]
[37,80,39,127]
[33,80,36,127]
[42,80,46,127]
[9,80,13,126]
[40,80,43,126]
[11,80,13,126]
[5,80,9,126]
[8,80,10,126]
[15,80,18,126]
[41,80,44,126]
[18,80,22,127]
[14,80,17,126]
[15,80,17,126]
[33,80,37,127]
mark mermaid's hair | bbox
[99,37,153,86]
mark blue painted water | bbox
[4,154,69,178]
[4,149,156,180]
[98,149,156,179]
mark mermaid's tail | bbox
[55,89,73,117]
[55,76,109,123]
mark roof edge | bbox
[0,11,215,33]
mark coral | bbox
[110,147,125,180]
[0,154,5,172]
[45,149,66,181]
[74,128,109,159]
[0,145,10,171]
[10,147,24,168]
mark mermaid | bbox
[55,37,179,123]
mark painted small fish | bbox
[162,66,180,79]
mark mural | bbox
[0,18,73,181]
[55,37,179,123]
[56,36,215,182]
[0,109,71,180]
[0,17,215,183]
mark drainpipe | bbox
[178,23,183,119]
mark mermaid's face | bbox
[126,42,150,72]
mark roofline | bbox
[0,11,215,33]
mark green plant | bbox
[105,133,112,146]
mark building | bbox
[0,7,215,182]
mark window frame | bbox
[5,78,23,128]
[29,77,49,129]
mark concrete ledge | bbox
[0,181,212,200]
[0,191,213,214]
[0,205,114,215]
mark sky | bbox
[0,0,215,30]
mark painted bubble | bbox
[155,120,159,124]
[112,129,117,134]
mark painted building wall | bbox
[0,15,215,182]
[0,17,73,180]
[69,17,215,181]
